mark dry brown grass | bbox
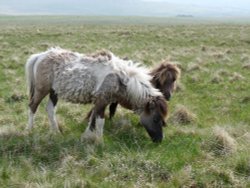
[170,104,197,125]
[212,52,225,59]
[229,72,245,82]
[167,165,194,187]
[241,96,250,103]
[240,54,249,62]
[225,49,232,54]
[187,63,202,72]
[210,127,237,155]
[175,81,185,92]
[210,69,231,83]
[201,45,207,52]
[211,74,224,84]
[216,69,230,76]
[242,63,250,69]
[189,74,200,82]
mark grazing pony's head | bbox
[140,96,168,142]
[150,62,181,101]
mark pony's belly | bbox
[56,89,94,104]
[53,69,96,104]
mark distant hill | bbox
[0,0,250,17]
[176,15,194,18]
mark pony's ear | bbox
[156,96,168,118]
[158,69,170,85]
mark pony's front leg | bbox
[82,73,120,143]
[109,102,118,119]
[81,101,107,143]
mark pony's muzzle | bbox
[146,129,163,143]
[164,91,171,101]
[152,135,163,143]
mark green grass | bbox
[0,16,249,187]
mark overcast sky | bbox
[0,0,250,17]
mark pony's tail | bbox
[25,54,39,99]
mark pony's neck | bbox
[116,93,149,114]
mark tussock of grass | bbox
[210,127,237,155]
[167,165,194,187]
[240,132,250,142]
[212,52,225,59]
[6,93,26,103]
[204,166,239,186]
[201,45,207,52]
[175,81,185,92]
[240,54,249,62]
[229,72,245,82]
[242,63,250,69]
[170,105,197,125]
[194,57,201,64]
[216,69,230,76]
[1,42,9,48]
[189,74,200,82]
[234,157,250,177]
[225,49,232,54]
[222,55,232,63]
[0,126,24,138]
[210,69,231,83]
[10,56,20,64]
[211,74,224,83]
[241,96,250,103]
[187,63,202,72]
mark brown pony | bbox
[150,62,180,101]
[87,61,181,119]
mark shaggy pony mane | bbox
[150,62,181,86]
[110,54,162,104]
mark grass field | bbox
[0,16,249,187]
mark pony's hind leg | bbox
[46,89,60,132]
[27,89,48,130]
